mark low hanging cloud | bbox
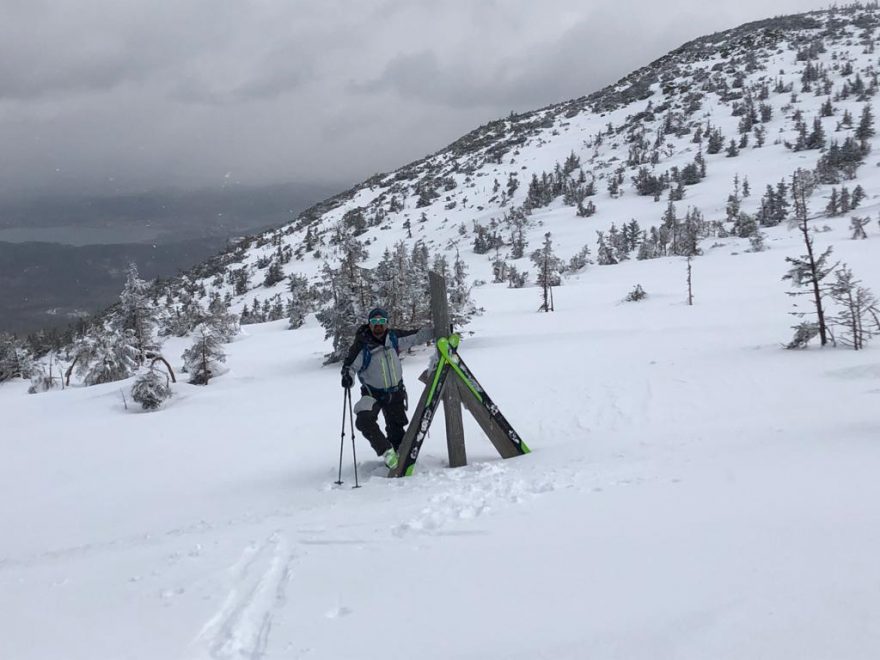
[0,0,831,199]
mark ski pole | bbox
[335,388,347,485]
[347,388,360,489]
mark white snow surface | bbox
[3,218,880,659]
[5,8,880,659]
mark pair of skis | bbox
[389,334,530,478]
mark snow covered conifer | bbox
[165,296,206,337]
[263,260,284,287]
[748,232,768,252]
[230,267,250,296]
[131,365,172,410]
[624,284,647,302]
[856,103,875,144]
[315,235,372,362]
[206,295,240,341]
[785,322,820,350]
[726,177,741,223]
[850,216,870,239]
[27,361,58,394]
[118,263,159,364]
[286,274,311,330]
[733,212,758,239]
[405,240,432,326]
[531,233,563,312]
[492,252,509,283]
[182,327,226,385]
[505,208,529,259]
[75,331,140,386]
[826,188,840,216]
[568,244,592,272]
[0,334,32,383]
[596,231,618,265]
[374,244,408,321]
[449,252,477,326]
[507,266,528,289]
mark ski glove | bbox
[341,370,354,389]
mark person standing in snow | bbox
[341,308,431,469]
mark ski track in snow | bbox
[191,531,294,660]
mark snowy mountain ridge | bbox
[144,4,880,337]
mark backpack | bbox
[357,330,399,373]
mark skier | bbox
[341,308,431,469]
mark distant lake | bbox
[0,225,164,246]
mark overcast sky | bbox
[0,0,830,199]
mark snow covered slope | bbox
[3,212,880,658]
[155,5,880,327]
[3,5,880,659]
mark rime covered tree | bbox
[0,334,32,383]
[206,296,240,341]
[531,233,563,312]
[280,275,308,331]
[263,260,285,287]
[505,208,530,259]
[568,244,593,272]
[374,243,412,323]
[492,251,509,283]
[850,216,870,240]
[507,266,528,289]
[230,267,251,296]
[131,365,172,410]
[165,296,206,337]
[405,241,432,326]
[596,231,617,265]
[315,235,372,363]
[117,263,159,364]
[449,252,478,327]
[182,328,226,385]
[74,331,141,386]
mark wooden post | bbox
[429,271,467,468]
[453,379,522,459]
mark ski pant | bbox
[354,387,408,456]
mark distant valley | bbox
[0,181,342,333]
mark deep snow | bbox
[3,215,880,659]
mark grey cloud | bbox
[353,0,804,113]
[0,0,833,200]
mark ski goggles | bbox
[369,317,388,326]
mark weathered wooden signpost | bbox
[388,271,530,477]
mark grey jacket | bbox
[342,325,432,393]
